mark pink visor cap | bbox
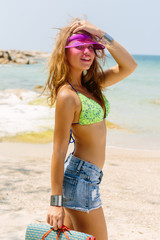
[65,34,105,50]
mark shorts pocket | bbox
[76,179,89,207]
[63,175,77,201]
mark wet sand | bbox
[0,142,160,240]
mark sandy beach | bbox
[0,141,160,240]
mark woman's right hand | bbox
[46,206,65,230]
[70,20,105,39]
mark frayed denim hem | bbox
[63,203,102,214]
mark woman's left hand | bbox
[70,20,104,39]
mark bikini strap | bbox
[69,129,75,154]
[67,81,78,93]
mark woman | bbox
[45,19,137,240]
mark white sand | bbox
[0,142,160,240]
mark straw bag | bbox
[25,223,96,240]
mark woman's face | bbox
[66,44,95,72]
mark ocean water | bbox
[105,55,160,150]
[0,55,160,150]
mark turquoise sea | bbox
[0,55,160,150]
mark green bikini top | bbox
[68,81,110,125]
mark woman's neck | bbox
[69,69,83,87]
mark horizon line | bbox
[1,48,160,57]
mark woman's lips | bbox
[80,57,91,62]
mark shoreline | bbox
[108,144,160,152]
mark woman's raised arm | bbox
[100,40,137,88]
[71,20,137,88]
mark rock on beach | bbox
[0,49,51,64]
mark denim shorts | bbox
[62,153,103,213]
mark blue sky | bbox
[0,0,159,55]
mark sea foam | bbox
[0,90,54,137]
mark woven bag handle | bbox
[87,237,96,240]
[42,225,70,240]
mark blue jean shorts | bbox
[62,153,103,213]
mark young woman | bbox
[45,19,137,240]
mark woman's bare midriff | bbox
[72,120,107,169]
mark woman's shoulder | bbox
[56,84,79,108]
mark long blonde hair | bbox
[43,18,107,114]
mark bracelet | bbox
[50,195,63,206]
[102,32,114,45]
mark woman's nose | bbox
[83,47,90,53]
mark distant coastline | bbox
[0,49,51,65]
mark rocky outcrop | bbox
[33,85,44,93]
[0,49,51,64]
[0,50,12,64]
